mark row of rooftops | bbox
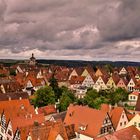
[64,103,140,139]
[0,98,140,139]
[0,99,76,140]
[1,64,140,99]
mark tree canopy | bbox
[59,86,76,111]
[32,86,55,107]
[83,88,128,109]
[49,74,62,100]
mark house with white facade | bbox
[82,74,95,88]
[127,78,137,91]
[119,67,127,75]
[93,76,107,91]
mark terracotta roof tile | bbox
[64,104,108,138]
[69,76,85,84]
[20,120,69,140]
[38,105,57,116]
[130,91,140,96]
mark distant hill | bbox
[37,60,140,67]
[0,59,140,67]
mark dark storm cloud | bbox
[0,0,140,60]
[98,0,140,42]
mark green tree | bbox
[84,89,98,107]
[76,98,84,105]
[32,86,55,107]
[59,87,76,111]
[104,64,113,74]
[49,74,62,100]
[93,97,108,109]
[109,88,128,105]
[10,69,16,76]
[0,74,6,77]
[84,89,109,109]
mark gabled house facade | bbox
[119,67,127,75]
[117,78,128,90]
[68,69,79,80]
[128,91,140,103]
[93,76,107,91]
[82,74,95,88]
[125,114,140,131]
[81,69,90,77]
[110,107,129,131]
[95,68,104,77]
[106,76,118,89]
[127,78,137,91]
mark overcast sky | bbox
[0,0,140,61]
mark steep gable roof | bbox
[69,76,85,84]
[117,78,128,86]
[0,92,29,101]
[0,99,45,134]
[38,105,57,116]
[110,107,127,129]
[64,104,109,138]
[20,120,68,140]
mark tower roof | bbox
[30,53,35,60]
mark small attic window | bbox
[69,111,74,117]
[79,125,88,131]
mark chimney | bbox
[8,96,11,101]
[30,114,32,118]
[109,104,112,113]
[20,104,25,110]
[35,107,38,114]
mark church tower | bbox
[29,53,36,65]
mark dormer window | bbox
[20,104,25,110]
[69,111,74,117]
[8,129,12,136]
[79,124,88,131]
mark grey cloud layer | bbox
[0,0,140,60]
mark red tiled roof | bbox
[0,99,46,134]
[112,74,120,85]
[96,126,140,140]
[55,71,69,82]
[69,76,85,84]
[110,107,125,129]
[20,120,69,140]
[130,91,140,96]
[64,104,108,138]
[38,105,57,116]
